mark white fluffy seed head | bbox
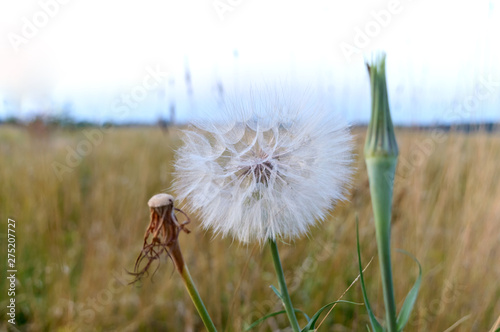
[173,90,354,244]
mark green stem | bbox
[171,243,217,332]
[375,218,397,332]
[366,157,398,332]
[268,239,301,332]
[180,265,218,332]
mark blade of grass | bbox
[300,300,363,332]
[224,243,259,332]
[442,315,472,332]
[489,314,500,332]
[357,219,384,332]
[395,249,422,331]
[315,256,374,330]
[245,309,310,331]
[270,284,284,301]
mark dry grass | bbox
[0,125,499,331]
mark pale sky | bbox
[0,0,499,124]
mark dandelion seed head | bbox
[174,90,354,243]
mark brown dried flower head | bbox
[131,194,191,283]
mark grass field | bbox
[1,125,499,331]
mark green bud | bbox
[364,53,399,159]
[363,52,399,331]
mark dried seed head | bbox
[148,193,174,208]
[130,194,191,283]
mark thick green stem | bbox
[366,157,398,332]
[171,243,217,332]
[268,239,301,332]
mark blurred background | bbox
[1,0,499,125]
[1,1,500,332]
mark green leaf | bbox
[269,286,311,322]
[295,308,311,323]
[245,308,310,331]
[356,218,384,332]
[300,300,363,332]
[395,249,422,332]
[270,284,283,301]
[245,310,288,331]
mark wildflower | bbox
[174,90,354,243]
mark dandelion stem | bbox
[269,239,301,332]
[172,243,218,332]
